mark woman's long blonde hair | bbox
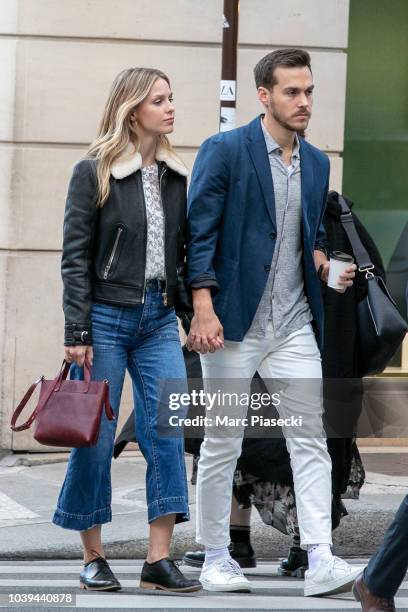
[87,67,177,206]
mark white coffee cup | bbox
[328,251,354,291]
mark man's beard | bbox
[271,107,309,137]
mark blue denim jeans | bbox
[364,494,408,598]
[53,283,190,530]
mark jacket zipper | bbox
[159,166,168,305]
[103,227,123,280]
[140,172,148,303]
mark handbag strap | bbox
[337,195,375,274]
[10,361,70,432]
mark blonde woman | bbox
[53,68,201,593]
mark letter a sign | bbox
[220,80,236,102]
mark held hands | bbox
[64,345,94,367]
[186,310,224,354]
[187,288,224,354]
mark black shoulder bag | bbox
[337,195,407,376]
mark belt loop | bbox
[146,279,164,290]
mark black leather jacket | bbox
[61,153,189,346]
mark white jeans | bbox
[196,322,333,550]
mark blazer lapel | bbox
[299,138,314,240]
[245,118,277,230]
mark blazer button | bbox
[269,232,276,239]
[264,264,271,272]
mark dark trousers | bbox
[364,494,408,599]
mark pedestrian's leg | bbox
[230,494,252,526]
[229,494,256,566]
[278,515,309,578]
[363,494,408,599]
[258,322,362,596]
[197,336,261,591]
[127,321,189,543]
[197,339,259,551]
[80,526,103,564]
[258,323,332,549]
[127,289,201,592]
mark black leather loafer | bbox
[182,550,206,568]
[183,541,257,569]
[278,546,308,578]
[140,558,202,592]
[79,557,121,591]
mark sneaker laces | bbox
[216,557,244,577]
[324,556,357,576]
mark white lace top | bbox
[141,164,166,281]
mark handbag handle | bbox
[11,359,114,433]
[337,195,376,276]
[53,358,91,392]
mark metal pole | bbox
[219,0,239,132]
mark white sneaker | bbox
[199,557,252,592]
[304,556,364,597]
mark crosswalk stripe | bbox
[0,578,406,591]
[0,492,39,521]
[0,566,145,574]
[0,559,369,565]
[0,579,300,589]
[0,564,298,575]
[0,561,367,574]
[0,579,308,589]
[74,594,408,610]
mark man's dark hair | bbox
[254,48,312,89]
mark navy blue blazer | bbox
[186,115,330,348]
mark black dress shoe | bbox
[140,558,202,592]
[182,550,205,568]
[79,557,121,591]
[278,546,308,578]
[183,541,257,569]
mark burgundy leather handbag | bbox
[10,360,115,447]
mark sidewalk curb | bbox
[0,508,398,561]
[0,453,70,468]
[0,451,143,468]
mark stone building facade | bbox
[1,0,351,450]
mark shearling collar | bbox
[111,143,188,179]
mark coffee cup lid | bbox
[330,251,354,263]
